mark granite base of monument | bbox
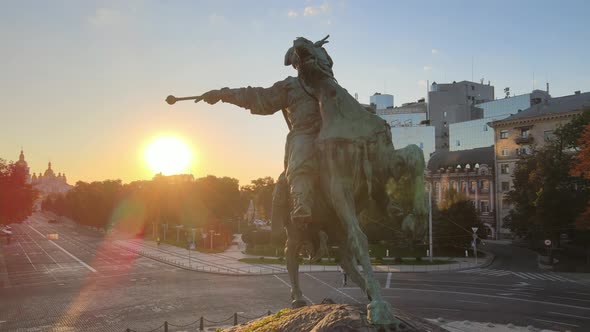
[221,302,446,332]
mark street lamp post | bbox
[162,223,168,241]
[210,230,215,250]
[175,225,183,242]
[428,184,433,262]
[472,227,479,264]
[191,228,197,246]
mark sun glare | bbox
[144,136,192,176]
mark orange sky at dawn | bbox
[3,2,588,186]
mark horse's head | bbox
[285,36,334,83]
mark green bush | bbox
[242,230,272,246]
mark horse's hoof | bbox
[291,299,307,308]
[367,300,398,326]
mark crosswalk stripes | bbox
[458,268,574,282]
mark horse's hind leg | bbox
[285,226,306,308]
[338,244,368,298]
[329,186,397,325]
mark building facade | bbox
[450,90,551,151]
[425,146,496,238]
[429,81,494,151]
[376,99,435,162]
[489,91,590,239]
[370,92,394,109]
[31,162,72,195]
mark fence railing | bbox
[125,311,272,332]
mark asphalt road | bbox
[1,214,589,332]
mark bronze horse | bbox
[275,36,428,325]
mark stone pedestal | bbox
[222,303,446,332]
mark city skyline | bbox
[2,0,589,185]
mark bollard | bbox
[164,321,168,332]
[234,312,238,325]
[200,316,204,331]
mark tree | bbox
[0,159,37,225]
[507,111,590,246]
[571,123,590,227]
[433,188,482,249]
[240,177,275,221]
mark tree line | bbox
[42,174,276,236]
[0,159,37,225]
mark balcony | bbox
[515,135,534,144]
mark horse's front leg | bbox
[285,227,307,308]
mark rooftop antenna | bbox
[532,72,535,90]
[471,56,474,82]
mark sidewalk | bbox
[114,237,493,276]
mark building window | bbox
[443,111,447,118]
[483,125,488,132]
[456,140,461,147]
[471,85,475,91]
[479,180,489,191]
[544,130,554,141]
[501,181,510,192]
[502,198,511,209]
[461,181,467,192]
[470,181,477,192]
[480,200,490,213]
[500,164,510,174]
[419,142,424,149]
[500,130,508,139]
[521,128,530,138]
[501,147,508,156]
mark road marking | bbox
[550,296,590,303]
[382,288,590,311]
[512,272,531,279]
[18,241,37,271]
[545,274,569,282]
[546,274,572,282]
[28,225,97,273]
[22,226,62,268]
[531,318,578,327]
[385,272,392,289]
[522,272,542,280]
[273,275,314,305]
[456,300,489,305]
[420,307,461,312]
[304,273,361,304]
[568,291,590,296]
[548,311,590,320]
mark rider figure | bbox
[202,58,319,225]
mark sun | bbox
[144,136,193,175]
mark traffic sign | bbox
[544,239,552,246]
[471,227,478,233]
[190,243,196,250]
